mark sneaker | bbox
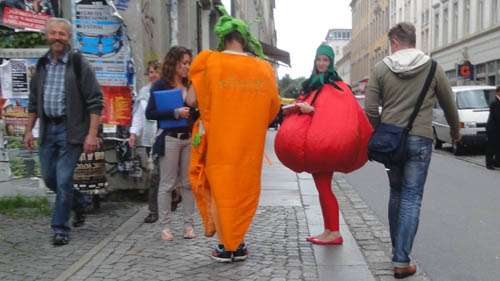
[233,243,248,262]
[52,233,69,246]
[211,244,232,263]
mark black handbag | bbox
[368,60,437,166]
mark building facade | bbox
[350,0,390,93]
[336,41,352,84]
[232,0,277,46]
[324,29,352,64]
[430,0,500,86]
[231,0,289,67]
[390,0,432,54]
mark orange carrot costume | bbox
[189,50,280,251]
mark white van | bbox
[432,85,496,155]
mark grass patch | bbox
[0,195,51,218]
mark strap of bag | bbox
[309,85,325,107]
[406,60,437,131]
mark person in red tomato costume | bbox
[275,44,373,245]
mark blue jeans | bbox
[39,123,85,236]
[386,135,432,267]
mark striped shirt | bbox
[43,52,68,117]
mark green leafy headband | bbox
[214,5,265,59]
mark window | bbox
[456,91,490,109]
[478,0,484,31]
[443,6,449,45]
[463,0,470,35]
[434,12,440,48]
[452,2,458,41]
[492,0,498,26]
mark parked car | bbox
[432,85,497,155]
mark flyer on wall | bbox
[0,0,60,31]
[0,58,38,99]
[72,0,132,87]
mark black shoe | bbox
[486,165,495,170]
[171,191,182,212]
[144,213,158,223]
[52,233,69,246]
[72,211,86,228]
[233,243,248,262]
[211,244,233,263]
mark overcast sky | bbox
[221,0,352,79]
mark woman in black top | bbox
[146,46,197,240]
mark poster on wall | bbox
[3,98,29,137]
[101,85,132,126]
[0,58,37,99]
[72,0,132,87]
[0,0,60,31]
[114,0,129,11]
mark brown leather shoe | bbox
[394,264,416,279]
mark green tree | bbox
[279,75,306,99]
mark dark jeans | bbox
[148,158,159,214]
[386,135,433,267]
[39,123,86,236]
[485,136,500,167]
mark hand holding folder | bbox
[153,88,189,129]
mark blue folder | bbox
[153,88,188,129]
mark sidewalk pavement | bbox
[46,131,376,281]
[1,131,427,280]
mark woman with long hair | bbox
[275,44,373,245]
[145,46,197,240]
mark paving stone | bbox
[333,175,431,281]
[0,202,139,281]
[58,205,320,280]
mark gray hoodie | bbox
[365,48,459,140]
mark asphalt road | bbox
[343,150,500,281]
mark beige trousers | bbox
[157,136,194,229]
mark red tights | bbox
[312,172,339,232]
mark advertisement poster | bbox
[0,0,59,31]
[101,85,132,126]
[0,58,37,99]
[72,0,131,87]
[114,0,129,11]
[3,98,29,137]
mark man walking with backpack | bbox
[365,22,460,279]
[24,18,103,246]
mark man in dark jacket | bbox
[24,18,103,246]
[486,86,500,169]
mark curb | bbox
[334,174,431,281]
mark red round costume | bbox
[275,82,373,174]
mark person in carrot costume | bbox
[186,5,280,263]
